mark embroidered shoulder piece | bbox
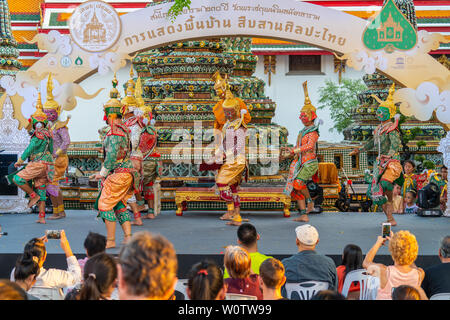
[107,123,130,137]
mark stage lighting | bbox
[417,182,442,217]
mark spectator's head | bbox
[259,258,286,292]
[341,244,363,275]
[23,237,47,268]
[295,224,319,250]
[237,223,259,249]
[79,253,117,300]
[388,231,419,266]
[405,190,417,206]
[441,165,448,180]
[392,285,421,300]
[393,184,401,196]
[187,260,226,300]
[224,245,251,280]
[14,251,41,291]
[84,232,107,258]
[0,280,28,300]
[311,290,345,300]
[118,231,178,300]
[403,160,415,175]
[438,235,450,262]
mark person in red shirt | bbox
[336,244,363,299]
[224,246,263,300]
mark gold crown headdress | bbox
[121,66,137,113]
[104,72,122,117]
[300,81,317,120]
[43,73,61,114]
[371,83,397,119]
[212,71,229,92]
[26,91,48,130]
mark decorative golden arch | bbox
[4,0,450,128]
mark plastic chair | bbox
[430,293,450,300]
[225,293,258,300]
[175,279,189,300]
[285,281,329,300]
[341,269,380,300]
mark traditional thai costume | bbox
[42,73,71,216]
[94,74,139,226]
[212,71,251,131]
[363,84,404,207]
[11,93,54,219]
[283,81,320,216]
[429,173,447,212]
[215,88,248,224]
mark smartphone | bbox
[46,230,61,239]
[382,223,391,238]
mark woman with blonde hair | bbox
[363,230,427,300]
[223,246,262,299]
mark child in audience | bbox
[404,190,419,214]
[392,184,404,214]
[403,160,417,195]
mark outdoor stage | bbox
[0,210,448,279]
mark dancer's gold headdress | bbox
[300,81,317,121]
[43,73,61,114]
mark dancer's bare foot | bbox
[131,218,143,226]
[47,213,63,220]
[220,212,233,220]
[28,195,40,208]
[306,202,315,214]
[59,211,66,218]
[387,219,397,227]
[293,215,309,222]
[36,217,46,224]
[106,239,116,249]
[226,220,242,226]
[122,234,132,244]
[142,213,155,220]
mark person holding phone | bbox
[10,230,82,300]
[362,230,427,300]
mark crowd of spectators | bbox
[0,223,449,301]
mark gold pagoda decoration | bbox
[83,10,106,44]
[377,13,404,42]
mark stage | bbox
[0,210,448,278]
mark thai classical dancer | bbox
[212,71,251,131]
[90,74,139,249]
[214,87,249,227]
[137,81,161,220]
[350,83,404,226]
[42,73,71,220]
[282,81,320,223]
[10,93,54,224]
[120,68,147,226]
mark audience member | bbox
[363,230,425,300]
[259,258,287,300]
[117,231,178,300]
[224,223,272,279]
[78,232,107,274]
[392,184,404,214]
[78,253,117,300]
[310,290,345,300]
[0,279,28,300]
[187,260,227,300]
[403,160,417,195]
[336,244,363,299]
[10,231,82,300]
[404,190,419,214]
[282,224,338,296]
[223,245,263,300]
[421,235,450,298]
[392,285,421,300]
[13,251,41,300]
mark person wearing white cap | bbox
[281,225,338,297]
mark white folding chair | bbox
[175,279,189,300]
[430,293,450,300]
[285,281,329,300]
[341,269,380,300]
[225,293,257,300]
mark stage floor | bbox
[0,210,448,256]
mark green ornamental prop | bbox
[363,0,417,53]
